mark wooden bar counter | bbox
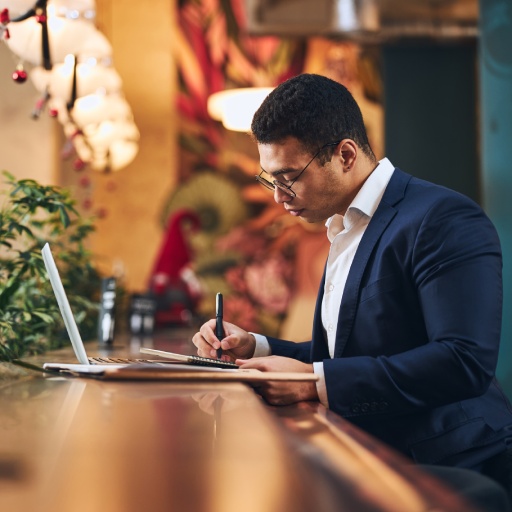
[0,331,479,512]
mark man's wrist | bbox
[250,332,271,357]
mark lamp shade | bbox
[82,119,139,150]
[31,59,122,99]
[51,0,96,19]
[71,93,132,127]
[71,119,139,172]
[1,0,37,18]
[90,139,139,172]
[6,17,110,65]
[207,87,273,132]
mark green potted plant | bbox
[0,171,100,370]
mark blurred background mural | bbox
[164,0,384,338]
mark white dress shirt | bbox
[252,158,395,407]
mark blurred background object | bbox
[1,0,138,173]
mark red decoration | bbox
[12,69,27,84]
[34,97,45,110]
[36,14,47,23]
[82,198,93,210]
[73,159,86,171]
[1,9,10,40]
[151,210,201,282]
[149,209,202,326]
[78,175,91,187]
[96,207,108,219]
[0,8,9,24]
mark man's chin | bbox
[301,210,333,224]
[300,214,325,224]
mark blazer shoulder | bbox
[380,167,412,207]
[385,168,484,213]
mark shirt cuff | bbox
[313,362,329,408]
[249,333,272,358]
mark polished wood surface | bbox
[0,331,479,512]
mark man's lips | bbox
[286,208,304,217]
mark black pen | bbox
[215,293,224,359]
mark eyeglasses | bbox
[255,141,341,198]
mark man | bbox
[192,74,512,495]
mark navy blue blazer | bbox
[268,168,512,467]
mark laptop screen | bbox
[41,243,90,365]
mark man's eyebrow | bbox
[260,165,301,178]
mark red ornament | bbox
[73,159,86,171]
[96,207,108,219]
[36,14,47,23]
[78,176,91,189]
[1,8,10,40]
[0,8,9,24]
[12,69,27,83]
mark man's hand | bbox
[192,319,256,361]
[236,356,319,406]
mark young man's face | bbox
[257,137,351,223]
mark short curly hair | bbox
[251,74,375,163]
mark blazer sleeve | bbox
[267,337,312,362]
[323,193,504,419]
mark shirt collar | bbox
[325,158,395,241]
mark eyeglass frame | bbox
[255,140,342,198]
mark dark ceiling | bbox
[245,0,479,40]
[380,0,477,22]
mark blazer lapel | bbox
[333,168,411,357]
[311,269,330,361]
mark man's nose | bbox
[274,186,293,204]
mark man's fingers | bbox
[193,319,221,352]
[236,357,269,371]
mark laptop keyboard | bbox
[89,357,152,364]
[88,356,239,369]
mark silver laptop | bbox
[41,243,238,372]
[41,243,150,369]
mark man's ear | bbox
[339,139,357,171]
